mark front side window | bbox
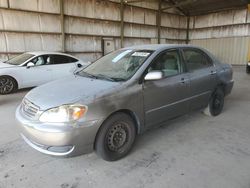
[5,53,35,65]
[78,49,153,81]
[148,50,181,77]
[30,56,45,66]
[183,49,213,71]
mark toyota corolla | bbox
[16,44,234,161]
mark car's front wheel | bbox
[0,76,17,95]
[95,113,136,161]
[204,87,225,116]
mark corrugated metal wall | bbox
[191,37,250,65]
[190,8,250,65]
[0,0,187,62]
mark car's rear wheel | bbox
[0,76,17,95]
[204,87,225,116]
[95,113,136,161]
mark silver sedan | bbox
[16,44,234,161]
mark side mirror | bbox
[77,63,83,68]
[27,62,35,68]
[144,71,163,81]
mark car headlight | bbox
[39,105,87,123]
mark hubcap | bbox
[0,78,14,94]
[107,123,128,152]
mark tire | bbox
[0,76,17,95]
[203,87,224,116]
[95,113,136,161]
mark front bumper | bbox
[16,105,102,157]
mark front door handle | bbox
[180,78,188,84]
[210,70,217,75]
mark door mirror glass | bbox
[27,62,35,68]
[144,71,163,81]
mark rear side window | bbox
[50,55,78,65]
[183,49,213,71]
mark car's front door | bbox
[21,55,53,87]
[143,49,190,127]
[181,48,218,111]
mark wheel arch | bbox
[216,83,226,95]
[0,75,19,89]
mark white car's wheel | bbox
[0,76,17,95]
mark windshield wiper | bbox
[78,71,98,79]
[78,72,125,82]
[95,74,115,82]
[110,77,126,82]
[97,75,126,82]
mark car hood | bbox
[0,62,15,69]
[25,75,121,110]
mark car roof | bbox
[25,51,78,59]
[123,44,201,51]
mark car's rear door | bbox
[143,49,190,128]
[47,55,79,80]
[181,48,218,111]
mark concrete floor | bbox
[0,66,250,188]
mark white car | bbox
[0,52,89,94]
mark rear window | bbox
[183,49,213,71]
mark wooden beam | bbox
[166,0,188,16]
[157,0,162,44]
[120,0,125,48]
[186,16,190,44]
[60,0,65,52]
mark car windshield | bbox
[4,53,35,65]
[78,49,153,81]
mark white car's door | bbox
[20,55,53,88]
[46,55,81,80]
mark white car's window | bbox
[5,53,34,65]
[50,55,78,65]
[30,56,46,66]
[79,49,153,81]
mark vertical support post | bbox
[60,0,65,52]
[186,16,190,44]
[7,0,10,8]
[157,0,162,44]
[247,5,250,64]
[120,0,124,48]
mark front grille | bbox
[21,98,40,119]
